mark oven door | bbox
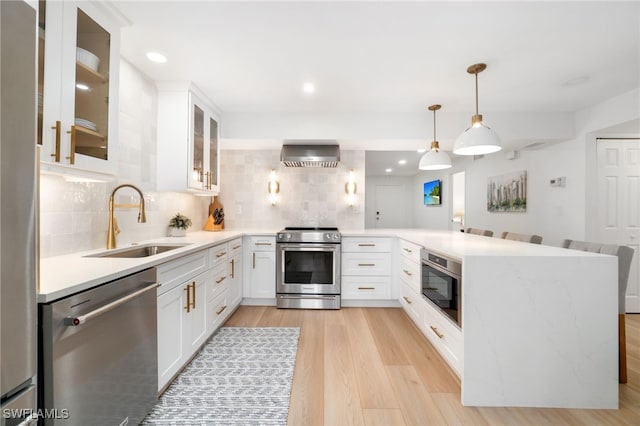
[276,243,341,295]
[421,261,461,327]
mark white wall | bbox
[412,171,452,230]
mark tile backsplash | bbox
[39,174,209,258]
[218,149,365,230]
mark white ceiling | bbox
[113,0,640,166]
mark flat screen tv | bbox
[423,179,442,205]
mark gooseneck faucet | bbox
[107,184,147,249]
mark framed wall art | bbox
[487,170,527,212]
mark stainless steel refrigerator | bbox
[0,1,39,425]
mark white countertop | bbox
[38,229,274,303]
[341,229,607,261]
[39,227,606,303]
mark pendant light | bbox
[419,104,452,170]
[453,63,502,156]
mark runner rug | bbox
[142,327,300,425]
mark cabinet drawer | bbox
[399,282,423,324]
[342,252,391,276]
[208,263,228,301]
[209,243,229,265]
[246,235,276,251]
[157,250,209,295]
[208,291,229,332]
[423,300,462,375]
[228,238,243,256]
[342,276,391,300]
[399,256,421,293]
[399,239,421,263]
[342,237,392,253]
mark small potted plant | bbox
[168,213,192,237]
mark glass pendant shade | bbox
[419,142,452,170]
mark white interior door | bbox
[597,138,640,313]
[374,185,407,228]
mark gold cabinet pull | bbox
[215,305,227,315]
[254,242,272,246]
[50,120,61,162]
[184,284,192,313]
[216,251,227,258]
[232,245,241,250]
[66,125,76,164]
[358,243,376,247]
[215,276,226,284]
[191,282,196,309]
[230,258,235,278]
[252,252,256,269]
[358,287,375,290]
[403,269,412,276]
[358,263,375,267]
[430,326,444,339]
[403,247,412,253]
[403,296,412,304]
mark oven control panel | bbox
[277,228,341,244]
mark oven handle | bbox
[63,282,159,326]
[277,243,339,251]
[278,295,338,300]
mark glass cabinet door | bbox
[207,116,218,189]
[73,8,110,161]
[191,104,205,189]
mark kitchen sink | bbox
[85,243,191,258]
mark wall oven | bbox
[421,248,462,328]
[276,227,341,309]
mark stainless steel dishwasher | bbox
[39,268,158,426]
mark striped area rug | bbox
[142,327,300,425]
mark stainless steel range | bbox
[276,227,341,309]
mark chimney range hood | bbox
[280,143,340,167]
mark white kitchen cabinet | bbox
[156,250,210,393]
[243,236,276,300]
[157,270,208,392]
[157,82,221,195]
[38,0,121,177]
[341,237,392,301]
[228,238,243,308]
[396,238,463,376]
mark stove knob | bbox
[333,234,339,241]
[324,233,330,241]
[277,234,283,240]
[287,233,292,240]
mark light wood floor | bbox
[224,307,640,425]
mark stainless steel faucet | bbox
[107,184,147,249]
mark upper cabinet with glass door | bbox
[38,1,122,177]
[157,82,221,195]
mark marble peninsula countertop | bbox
[40,228,608,303]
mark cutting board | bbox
[203,196,224,231]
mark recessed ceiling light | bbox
[302,82,315,94]
[398,159,407,165]
[76,83,90,91]
[385,168,392,173]
[146,51,167,64]
[417,149,426,154]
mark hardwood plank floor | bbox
[224,307,640,425]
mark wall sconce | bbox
[268,169,279,205]
[345,170,357,206]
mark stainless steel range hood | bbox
[280,143,340,167]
